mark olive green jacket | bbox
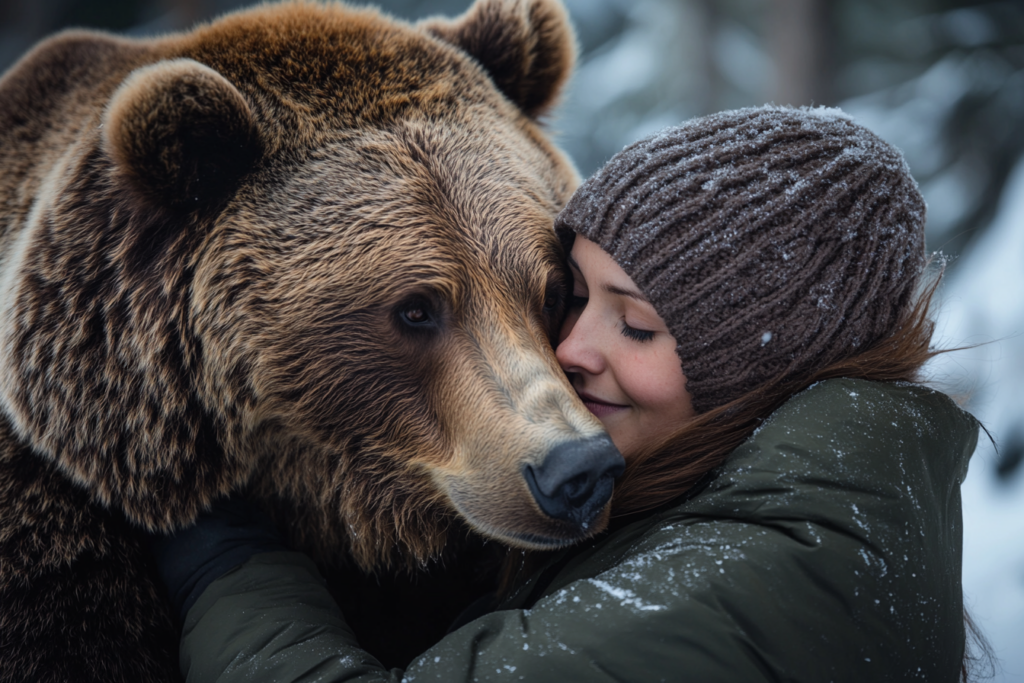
[180,379,978,682]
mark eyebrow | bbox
[566,253,650,303]
[603,283,650,303]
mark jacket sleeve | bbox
[182,546,709,683]
[181,379,979,683]
[183,546,784,683]
[184,522,883,683]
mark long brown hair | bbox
[611,275,941,517]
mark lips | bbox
[576,390,628,419]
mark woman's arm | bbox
[173,379,980,683]
[180,544,780,683]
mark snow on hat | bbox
[555,105,927,413]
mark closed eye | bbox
[621,321,654,342]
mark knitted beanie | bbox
[555,106,926,414]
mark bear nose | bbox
[524,436,625,529]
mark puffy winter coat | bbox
[176,378,979,682]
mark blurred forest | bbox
[2,0,1022,260]
[2,0,1023,678]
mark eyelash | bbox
[621,322,655,343]
[568,294,655,342]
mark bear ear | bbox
[102,58,261,210]
[421,0,577,119]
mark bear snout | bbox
[523,436,624,530]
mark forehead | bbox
[569,237,635,288]
[249,119,570,295]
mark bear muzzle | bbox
[523,436,624,530]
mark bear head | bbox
[0,0,624,571]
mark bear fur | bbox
[0,1,613,680]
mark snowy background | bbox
[2,0,1022,678]
[929,158,1024,681]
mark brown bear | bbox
[0,1,625,680]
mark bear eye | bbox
[403,307,429,324]
[543,289,561,312]
[542,277,566,315]
[396,298,438,331]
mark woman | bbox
[151,106,982,682]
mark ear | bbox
[102,58,261,210]
[421,0,577,119]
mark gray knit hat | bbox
[555,105,926,413]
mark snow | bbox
[587,578,667,612]
[928,156,1024,682]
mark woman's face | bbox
[556,237,695,459]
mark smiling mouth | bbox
[576,390,629,419]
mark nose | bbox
[555,310,603,376]
[524,436,625,529]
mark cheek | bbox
[620,348,689,411]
